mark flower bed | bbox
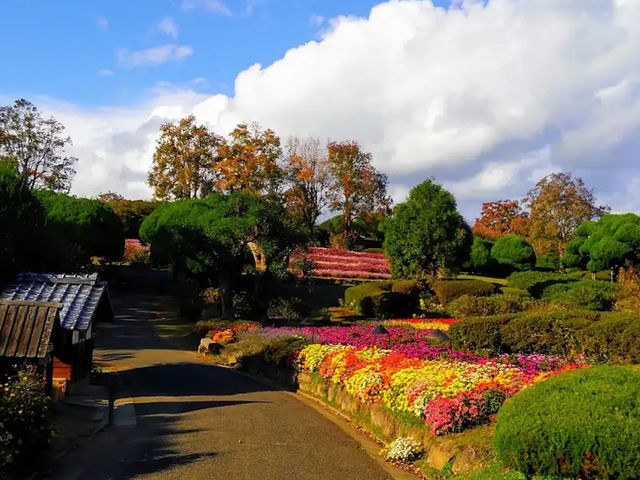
[291,247,391,280]
[296,345,584,435]
[383,318,460,331]
[123,238,150,264]
[206,321,261,344]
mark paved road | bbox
[51,291,393,480]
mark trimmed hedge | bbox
[446,294,535,318]
[344,284,385,316]
[495,366,640,480]
[541,280,620,311]
[371,291,416,319]
[432,279,495,305]
[390,279,424,295]
[506,271,582,297]
[449,309,640,362]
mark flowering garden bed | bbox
[292,247,392,280]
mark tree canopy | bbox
[327,141,389,247]
[383,179,471,278]
[0,161,46,282]
[472,200,528,241]
[0,99,77,192]
[98,194,161,239]
[35,190,124,261]
[148,115,221,200]
[491,234,536,272]
[140,192,300,318]
[563,213,640,273]
[525,172,608,264]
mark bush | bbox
[495,366,640,480]
[391,279,424,295]
[499,311,594,356]
[432,279,495,305]
[506,271,581,297]
[267,297,310,321]
[447,294,535,318]
[371,292,415,319]
[344,284,385,316]
[541,280,620,310]
[469,237,496,274]
[449,316,503,354]
[490,234,536,272]
[0,367,51,476]
[499,287,530,297]
[578,313,640,363]
[263,336,311,366]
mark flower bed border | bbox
[235,354,494,475]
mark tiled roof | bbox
[1,273,109,331]
[0,300,60,359]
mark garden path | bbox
[49,282,394,480]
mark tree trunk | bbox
[218,270,234,320]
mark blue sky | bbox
[1,1,638,219]
[0,0,451,107]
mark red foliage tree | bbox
[472,200,528,241]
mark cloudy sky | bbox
[1,0,639,221]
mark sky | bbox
[1,0,640,221]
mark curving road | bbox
[50,289,396,480]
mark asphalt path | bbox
[49,290,394,480]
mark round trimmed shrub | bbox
[495,366,640,480]
[541,280,620,311]
[447,294,535,318]
[491,234,536,272]
[469,237,496,274]
[432,279,495,305]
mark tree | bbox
[525,172,608,266]
[148,115,221,200]
[35,191,125,261]
[281,136,331,237]
[327,141,390,247]
[140,193,300,318]
[469,237,496,274]
[98,196,161,239]
[491,234,536,272]
[214,123,282,195]
[383,179,472,278]
[472,200,528,241]
[0,161,46,283]
[563,214,640,274]
[0,99,77,192]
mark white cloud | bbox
[117,44,194,68]
[18,0,640,220]
[191,77,207,85]
[98,69,115,77]
[97,17,108,30]
[155,17,178,39]
[181,0,231,16]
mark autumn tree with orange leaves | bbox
[281,136,331,237]
[327,141,390,247]
[214,123,282,195]
[524,172,609,266]
[472,200,528,241]
[148,115,221,200]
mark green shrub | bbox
[499,287,530,297]
[391,279,424,295]
[371,292,415,319]
[578,313,640,363]
[495,366,640,480]
[447,294,535,318]
[344,284,385,316]
[432,279,495,305]
[449,316,503,354]
[267,297,310,321]
[542,280,620,310]
[499,311,594,356]
[263,336,311,366]
[506,271,581,297]
[0,367,51,476]
[491,234,536,272]
[469,237,496,274]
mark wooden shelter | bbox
[0,300,62,394]
[1,273,114,383]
